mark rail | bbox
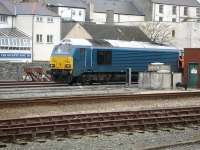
[0,106,199,143]
[0,91,200,106]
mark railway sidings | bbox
[0,106,200,143]
[1,81,200,149]
[0,81,68,89]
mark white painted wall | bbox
[153,3,200,22]
[93,12,144,24]
[119,15,144,22]
[16,15,61,61]
[58,7,85,22]
[15,15,33,35]
[171,22,200,48]
[114,14,120,23]
[116,21,200,49]
[93,12,106,24]
[0,16,14,28]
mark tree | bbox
[140,22,173,45]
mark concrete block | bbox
[148,63,171,72]
[139,72,171,90]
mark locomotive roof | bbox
[61,38,179,51]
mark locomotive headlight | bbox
[50,64,55,68]
[65,64,71,68]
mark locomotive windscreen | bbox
[52,44,71,55]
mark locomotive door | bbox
[188,63,199,88]
[79,48,86,71]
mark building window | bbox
[172,6,176,15]
[159,17,163,22]
[79,10,82,16]
[184,7,188,16]
[97,51,112,65]
[0,15,7,23]
[36,16,43,22]
[172,30,175,37]
[159,5,163,13]
[36,34,43,43]
[72,10,75,16]
[47,35,53,43]
[196,8,200,17]
[47,17,53,23]
[172,18,176,22]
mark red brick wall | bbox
[184,48,200,87]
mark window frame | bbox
[47,34,53,43]
[97,50,112,65]
[159,5,164,14]
[172,30,175,37]
[159,17,163,22]
[36,34,43,43]
[172,18,176,22]
[196,7,200,17]
[0,15,7,23]
[184,7,188,16]
[172,6,176,15]
[72,10,76,16]
[47,17,54,23]
[36,16,43,22]
[79,10,82,16]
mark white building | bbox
[152,0,200,22]
[15,3,61,61]
[90,0,144,24]
[132,0,200,22]
[171,22,200,48]
[117,21,200,50]
[46,0,87,22]
[0,0,32,62]
[0,0,61,61]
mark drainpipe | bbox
[32,15,34,62]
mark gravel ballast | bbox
[1,128,200,150]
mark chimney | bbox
[89,0,94,22]
[106,10,114,24]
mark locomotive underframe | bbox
[51,69,138,84]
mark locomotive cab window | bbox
[97,50,112,65]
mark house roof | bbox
[0,28,30,39]
[0,0,13,15]
[60,38,178,51]
[61,22,77,39]
[61,22,150,42]
[94,0,144,16]
[15,3,59,16]
[82,23,150,41]
[152,0,200,7]
[0,0,59,16]
[46,0,87,9]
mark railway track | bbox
[0,106,200,143]
[0,81,137,89]
[0,81,68,89]
[0,91,200,106]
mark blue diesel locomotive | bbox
[50,39,181,83]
